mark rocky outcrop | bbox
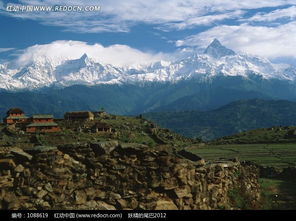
[0,141,261,210]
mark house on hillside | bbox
[26,114,60,133]
[64,111,94,121]
[93,110,108,118]
[92,122,112,133]
[3,108,29,124]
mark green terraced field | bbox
[188,143,296,168]
[188,143,296,209]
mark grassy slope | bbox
[212,126,296,144]
[260,178,296,210]
[187,142,296,209]
[0,115,194,150]
[187,143,296,168]
[186,123,296,209]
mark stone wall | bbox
[0,142,261,210]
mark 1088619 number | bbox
[26,213,49,219]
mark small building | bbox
[31,114,55,123]
[64,111,94,121]
[92,122,112,133]
[26,114,60,133]
[93,110,108,118]
[3,108,29,124]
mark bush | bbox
[228,187,254,209]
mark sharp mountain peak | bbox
[204,39,236,59]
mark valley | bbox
[144,99,296,140]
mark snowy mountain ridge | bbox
[0,39,295,90]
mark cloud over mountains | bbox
[0,0,295,63]
[13,41,167,68]
[177,22,296,60]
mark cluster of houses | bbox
[3,108,61,133]
[2,108,111,133]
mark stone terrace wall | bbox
[0,142,261,210]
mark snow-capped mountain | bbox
[204,38,236,59]
[0,39,295,90]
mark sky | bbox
[0,0,296,66]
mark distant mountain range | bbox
[1,39,296,90]
[143,99,296,141]
[1,39,296,122]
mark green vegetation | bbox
[0,115,194,150]
[143,99,296,140]
[187,143,296,168]
[259,178,296,210]
[213,126,296,144]
[228,188,253,210]
[187,142,296,209]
